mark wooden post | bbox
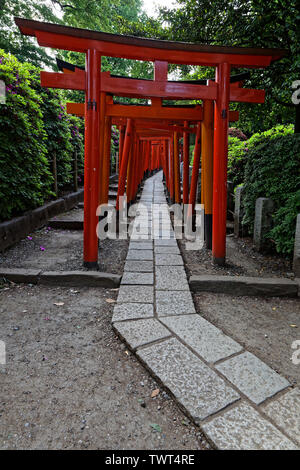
[183,120,189,204]
[212,62,230,265]
[173,131,181,204]
[73,150,78,192]
[116,118,133,210]
[53,152,58,196]
[83,49,102,268]
[202,100,214,249]
[187,122,201,216]
[102,115,111,204]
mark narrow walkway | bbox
[113,172,299,450]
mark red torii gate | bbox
[15,17,286,267]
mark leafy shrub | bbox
[228,127,247,140]
[0,50,52,221]
[0,51,84,222]
[242,125,300,255]
[228,136,248,187]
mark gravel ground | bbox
[178,235,294,279]
[0,226,129,275]
[0,283,210,450]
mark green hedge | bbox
[241,125,300,255]
[0,50,84,222]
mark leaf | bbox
[105,298,116,303]
[150,423,162,433]
[151,388,160,398]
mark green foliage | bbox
[158,0,300,133]
[227,136,248,188]
[269,191,300,255]
[0,50,84,221]
[241,125,300,255]
[0,50,52,220]
[0,0,62,67]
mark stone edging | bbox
[0,268,120,288]
[189,275,299,297]
[0,189,84,252]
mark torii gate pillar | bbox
[83,49,102,269]
[212,62,230,265]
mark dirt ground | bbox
[179,235,294,279]
[0,283,209,450]
[0,226,129,275]
[194,293,300,386]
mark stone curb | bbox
[0,268,120,288]
[189,275,299,297]
[0,189,84,252]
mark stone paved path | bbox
[113,172,300,450]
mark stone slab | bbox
[129,242,153,250]
[216,351,290,404]
[261,388,300,445]
[0,268,41,284]
[154,238,178,247]
[154,246,180,254]
[117,285,154,303]
[202,402,297,450]
[156,290,195,316]
[155,254,183,266]
[113,318,171,350]
[161,314,243,363]
[124,261,153,272]
[112,303,154,322]
[121,272,154,285]
[155,266,189,290]
[126,250,153,261]
[189,275,298,297]
[137,337,240,422]
[39,271,121,287]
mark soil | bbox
[0,283,210,450]
[178,235,294,279]
[0,226,129,275]
[194,293,300,386]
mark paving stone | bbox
[124,261,153,272]
[261,388,300,444]
[154,246,180,254]
[0,268,41,284]
[156,290,195,316]
[117,285,154,303]
[155,254,183,266]
[126,250,153,261]
[202,402,298,450]
[154,238,178,247]
[121,272,154,285]
[216,351,290,404]
[40,271,120,287]
[155,265,189,290]
[113,318,171,350]
[137,337,240,422]
[112,303,154,322]
[161,314,243,363]
[129,242,153,250]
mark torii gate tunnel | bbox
[15,17,286,268]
